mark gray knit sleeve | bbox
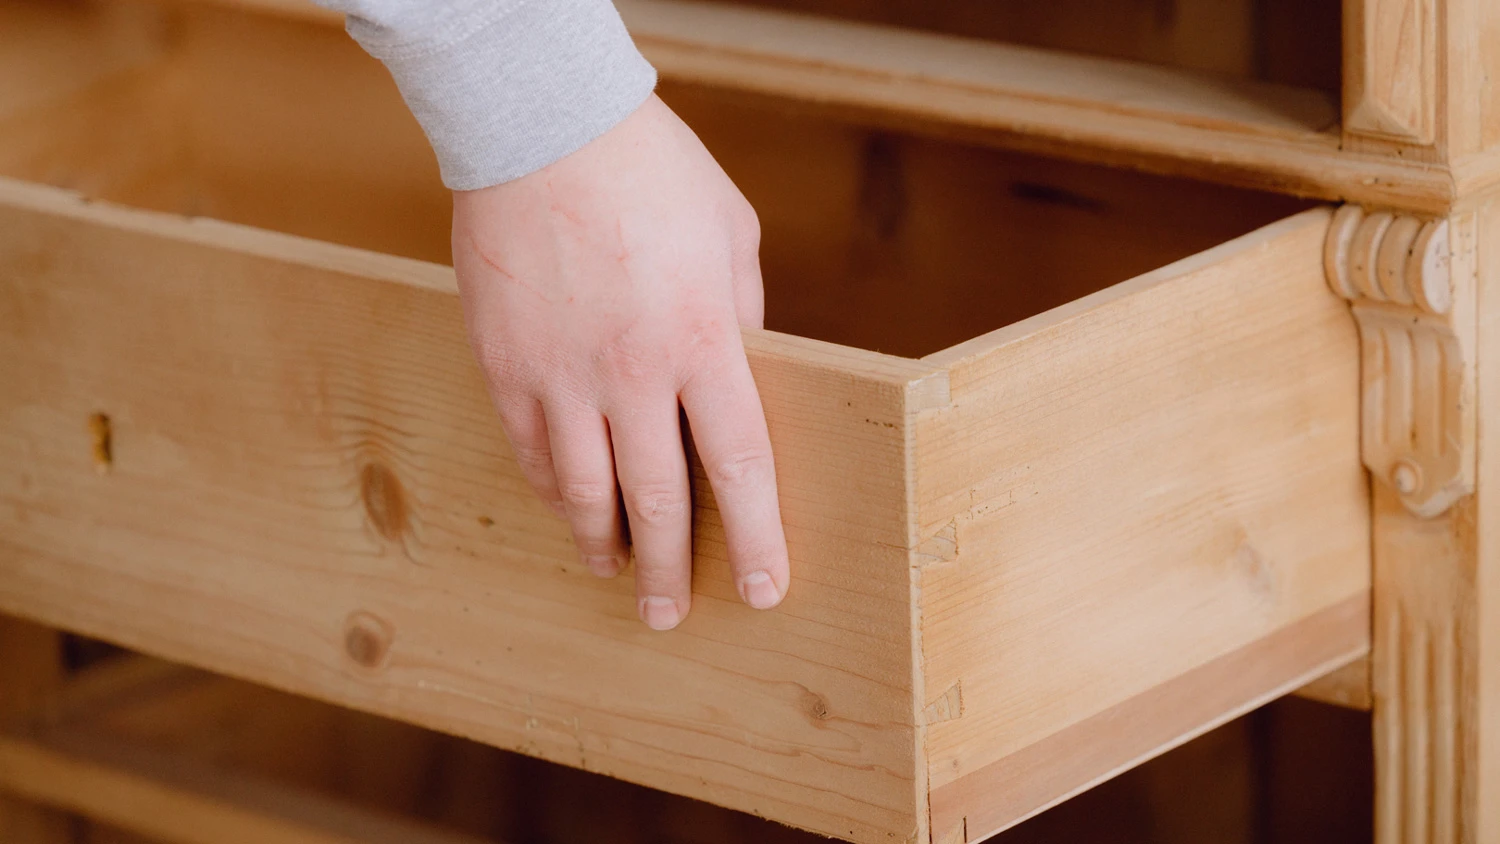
[312,0,657,190]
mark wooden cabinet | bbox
[0,0,1495,842]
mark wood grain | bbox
[0,178,940,844]
[1344,0,1438,145]
[1474,198,1500,844]
[1323,206,1477,517]
[929,596,1368,842]
[914,210,1372,841]
[1371,488,1477,844]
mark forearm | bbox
[312,0,657,190]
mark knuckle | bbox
[509,441,554,475]
[574,534,621,556]
[596,334,661,384]
[472,334,531,387]
[707,446,774,488]
[732,197,761,244]
[623,483,690,527]
[557,479,616,513]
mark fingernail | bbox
[639,596,682,631]
[738,571,782,610]
[585,555,622,578]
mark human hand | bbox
[451,94,789,630]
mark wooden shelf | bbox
[167,0,1454,212]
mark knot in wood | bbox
[343,611,395,670]
[802,689,831,722]
[360,462,410,542]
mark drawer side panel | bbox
[914,208,1371,841]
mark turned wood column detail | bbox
[1323,204,1477,518]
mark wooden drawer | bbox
[0,2,1370,843]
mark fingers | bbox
[494,396,565,518]
[680,347,788,611]
[608,395,694,630]
[545,403,629,580]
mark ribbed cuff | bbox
[351,0,658,190]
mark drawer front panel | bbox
[0,182,933,844]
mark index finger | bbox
[679,344,788,610]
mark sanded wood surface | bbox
[1364,201,1500,844]
[1343,0,1438,146]
[1296,657,1374,711]
[1474,199,1500,844]
[914,210,1372,842]
[0,178,941,844]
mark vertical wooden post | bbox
[1471,202,1500,842]
[1323,200,1500,841]
[1341,0,1500,836]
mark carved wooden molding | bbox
[1343,0,1438,144]
[1324,205,1475,517]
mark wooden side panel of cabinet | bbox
[1343,0,1438,147]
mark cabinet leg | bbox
[1368,203,1500,842]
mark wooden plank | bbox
[154,0,1454,212]
[0,178,942,844]
[913,209,1372,841]
[1295,656,1374,710]
[0,727,497,844]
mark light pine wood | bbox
[1314,199,1500,844]
[21,0,1500,839]
[1371,488,1477,844]
[1296,657,1374,710]
[0,178,1380,841]
[913,209,1371,842]
[0,176,942,844]
[157,0,1460,212]
[1343,0,1438,146]
[1361,200,1500,844]
[1474,199,1500,844]
[1323,205,1477,517]
[1340,0,1500,837]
